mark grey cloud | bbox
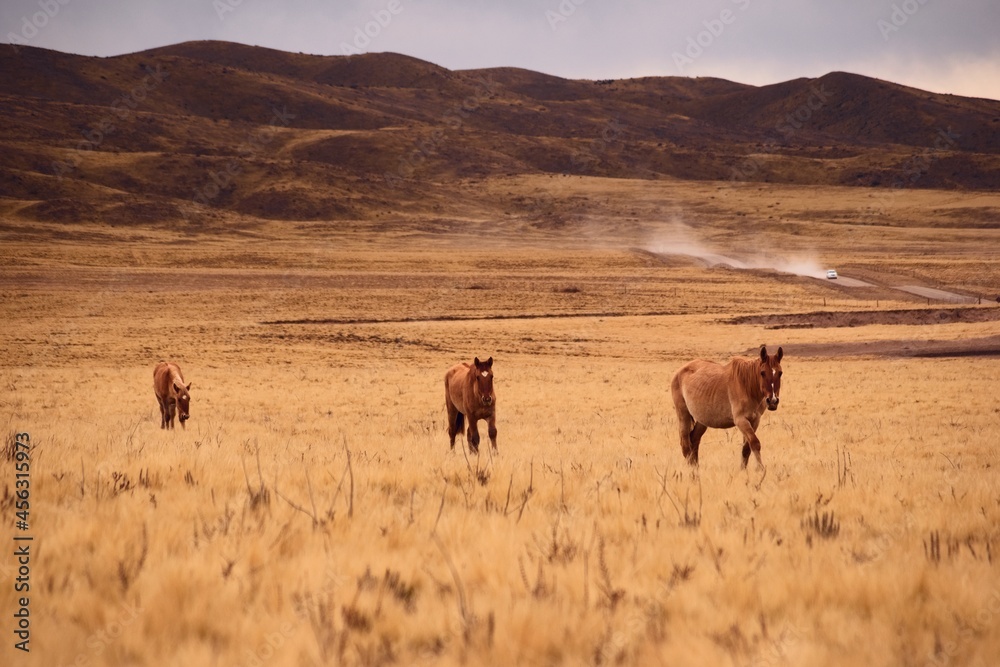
[2,0,998,98]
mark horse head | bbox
[759,346,783,410]
[473,357,495,407]
[174,380,193,426]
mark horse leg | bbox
[446,400,461,450]
[741,442,752,468]
[672,378,699,465]
[487,412,498,452]
[735,416,763,469]
[466,419,481,454]
[688,423,707,464]
[157,397,167,429]
[675,409,698,464]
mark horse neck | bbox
[730,357,764,402]
[466,371,482,402]
[169,368,186,388]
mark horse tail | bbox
[454,411,464,434]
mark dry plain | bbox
[2,176,1000,667]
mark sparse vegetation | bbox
[802,510,840,542]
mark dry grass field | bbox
[2,176,1000,667]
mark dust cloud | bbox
[646,221,826,279]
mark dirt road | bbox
[647,249,975,303]
[893,285,979,303]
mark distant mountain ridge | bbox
[2,40,999,225]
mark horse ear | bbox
[760,346,768,362]
[775,347,783,362]
[474,357,481,367]
[485,356,493,368]
[186,382,192,391]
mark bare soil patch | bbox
[773,336,1000,359]
[726,306,1000,329]
[731,307,1000,358]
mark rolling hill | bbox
[2,40,999,226]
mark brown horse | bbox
[445,356,497,453]
[670,346,783,468]
[153,361,192,429]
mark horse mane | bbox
[167,365,188,391]
[729,356,763,400]
[465,367,478,395]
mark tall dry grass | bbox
[2,194,1000,666]
[2,347,999,666]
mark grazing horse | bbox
[671,346,783,468]
[153,361,192,429]
[445,356,497,453]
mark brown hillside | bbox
[142,41,455,89]
[2,41,999,224]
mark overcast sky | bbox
[5,0,1000,100]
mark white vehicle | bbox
[826,269,838,280]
